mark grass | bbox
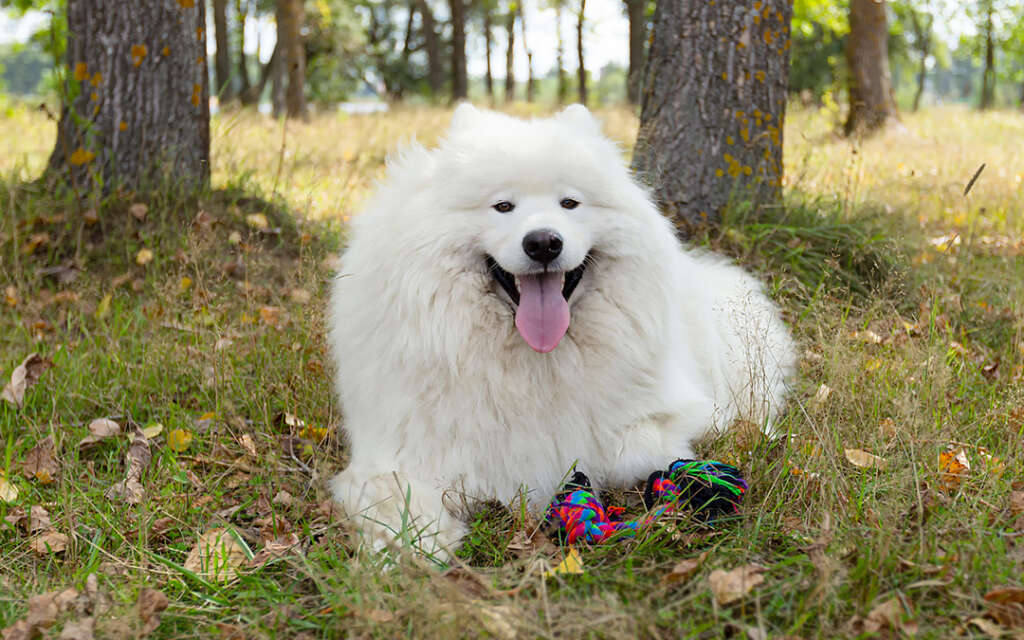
[1,102,1023,639]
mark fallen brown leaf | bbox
[984,587,1024,628]
[938,447,971,491]
[22,436,60,484]
[104,427,152,504]
[137,588,169,634]
[844,448,889,471]
[1009,491,1024,517]
[28,505,52,534]
[29,529,69,554]
[439,567,496,599]
[849,597,917,637]
[967,617,1007,637]
[505,529,558,558]
[58,616,95,640]
[184,528,248,582]
[663,551,708,586]
[129,203,148,221]
[708,564,766,606]
[78,418,122,448]
[1,591,59,640]
[2,353,53,408]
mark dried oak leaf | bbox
[848,597,918,637]
[2,353,53,408]
[28,505,52,533]
[248,532,300,568]
[1,591,60,640]
[57,616,95,640]
[22,436,60,484]
[104,428,152,505]
[708,564,766,606]
[984,587,1024,628]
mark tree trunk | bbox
[213,0,233,101]
[243,43,278,106]
[277,0,307,119]
[484,6,494,100]
[632,0,792,230]
[576,0,586,105]
[236,0,252,99]
[519,3,534,102]
[416,0,444,97]
[504,6,515,102]
[624,0,646,104]
[844,0,898,135]
[450,0,468,100]
[555,2,567,103]
[47,0,210,192]
[980,1,996,110]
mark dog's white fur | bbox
[328,105,796,558]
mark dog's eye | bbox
[560,198,580,210]
[492,201,515,213]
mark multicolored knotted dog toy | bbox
[543,459,748,545]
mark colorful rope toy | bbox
[543,459,747,545]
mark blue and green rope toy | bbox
[543,459,748,545]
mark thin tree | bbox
[575,0,586,105]
[504,1,516,102]
[482,0,495,101]
[519,1,535,102]
[277,0,307,119]
[213,0,233,101]
[623,0,646,104]
[236,0,253,100]
[552,0,568,103]
[632,0,793,230]
[844,0,899,134]
[905,2,933,112]
[979,0,996,109]
[450,0,468,100]
[47,0,210,191]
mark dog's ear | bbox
[556,104,601,134]
[450,102,480,132]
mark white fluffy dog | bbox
[328,104,796,558]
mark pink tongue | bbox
[515,272,570,353]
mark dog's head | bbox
[364,104,677,355]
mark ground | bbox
[1,102,1023,639]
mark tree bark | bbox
[277,0,307,119]
[844,0,898,135]
[980,0,996,110]
[504,5,515,102]
[555,1,567,103]
[236,0,252,99]
[213,0,233,101]
[271,40,285,117]
[624,0,646,104]
[483,4,494,100]
[907,6,931,112]
[632,0,792,230]
[576,0,586,105]
[415,0,444,97]
[47,0,210,192]
[450,0,468,100]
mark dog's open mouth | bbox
[486,256,587,353]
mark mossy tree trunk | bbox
[844,0,899,134]
[632,0,792,231]
[47,0,210,192]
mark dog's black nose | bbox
[522,229,563,264]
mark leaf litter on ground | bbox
[104,425,152,505]
[2,353,53,408]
